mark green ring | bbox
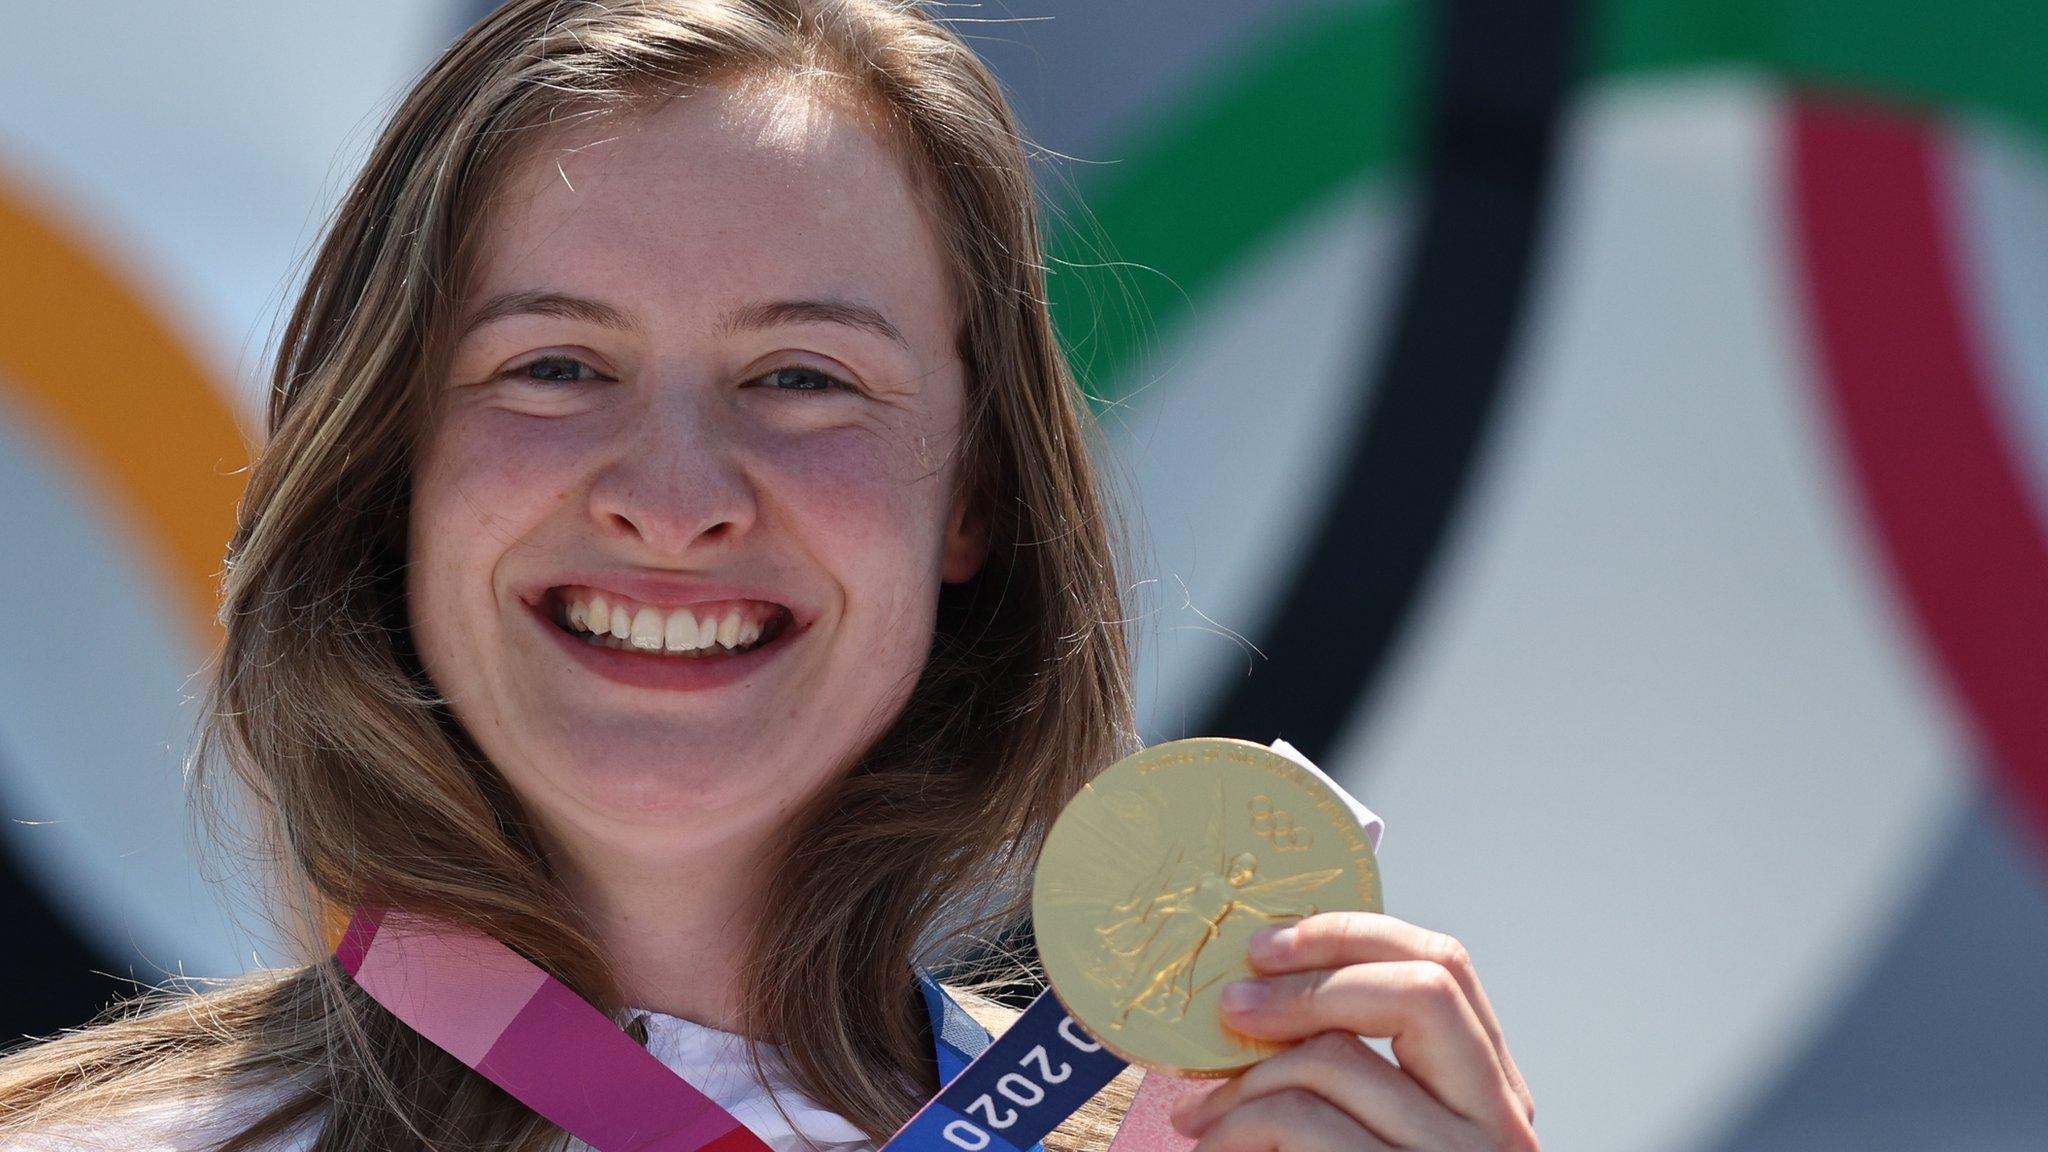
[1049,0,2048,408]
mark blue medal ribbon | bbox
[891,984,1127,1152]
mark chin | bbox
[533,736,833,829]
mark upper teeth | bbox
[560,591,768,653]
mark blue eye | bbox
[515,355,605,385]
[760,365,848,392]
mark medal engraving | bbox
[1033,738,1381,1076]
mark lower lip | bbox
[530,602,797,692]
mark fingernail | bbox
[1219,980,1269,1012]
[1249,925,1295,960]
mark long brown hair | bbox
[0,2,1137,1148]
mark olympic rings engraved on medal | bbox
[939,1019,1102,1150]
[1246,795,1313,852]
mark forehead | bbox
[470,81,955,339]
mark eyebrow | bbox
[459,290,911,351]
[717,298,912,351]
[460,290,635,336]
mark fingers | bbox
[1249,913,1537,1124]
[1172,1032,1447,1149]
[1181,1086,1397,1152]
[1220,960,1524,1130]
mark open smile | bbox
[547,585,792,657]
[530,584,803,690]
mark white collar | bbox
[624,1009,875,1152]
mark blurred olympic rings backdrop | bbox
[4,3,2047,1149]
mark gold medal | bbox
[1031,738,1382,1077]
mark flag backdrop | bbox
[3,2,2045,1149]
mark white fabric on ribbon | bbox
[1267,738,1385,853]
[627,1010,875,1152]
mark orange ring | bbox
[0,176,249,650]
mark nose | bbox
[585,389,758,557]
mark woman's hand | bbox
[1168,912,1538,1151]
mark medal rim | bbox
[1031,737,1382,1077]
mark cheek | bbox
[771,422,955,568]
[761,423,956,660]
[407,412,586,643]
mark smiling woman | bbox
[407,82,997,908]
[0,3,1538,1151]
[0,2,1133,1150]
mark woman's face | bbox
[406,81,984,864]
